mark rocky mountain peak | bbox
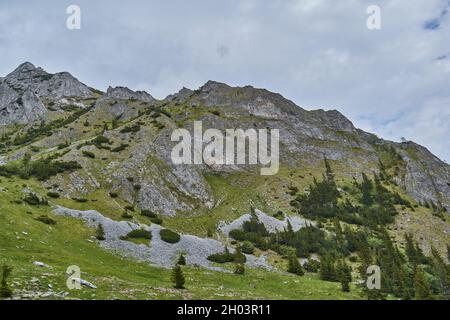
[3,62,93,100]
[104,86,155,102]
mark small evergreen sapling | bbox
[177,253,186,265]
[0,264,13,299]
[96,223,106,241]
[287,255,304,276]
[171,265,185,289]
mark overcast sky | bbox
[0,0,449,161]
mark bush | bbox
[121,212,133,219]
[241,241,255,254]
[23,193,48,206]
[0,265,13,299]
[82,150,95,158]
[160,229,181,244]
[303,258,320,273]
[233,247,247,264]
[46,192,60,198]
[111,144,129,153]
[171,265,185,289]
[229,229,246,241]
[35,215,56,225]
[177,254,186,265]
[96,223,106,241]
[234,264,245,275]
[207,247,234,263]
[109,192,118,198]
[72,197,88,203]
[141,210,157,218]
[123,229,152,240]
[150,217,163,225]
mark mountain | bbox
[0,63,449,300]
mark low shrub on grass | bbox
[35,215,56,225]
[23,193,48,206]
[82,150,95,159]
[46,192,60,198]
[160,229,180,244]
[121,229,152,240]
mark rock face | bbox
[104,86,154,102]
[1,62,449,214]
[0,62,94,125]
[52,206,272,271]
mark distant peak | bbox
[13,61,36,73]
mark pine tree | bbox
[320,255,336,281]
[177,253,186,266]
[233,247,246,264]
[447,244,450,263]
[95,223,106,241]
[234,264,245,275]
[287,255,304,276]
[430,246,450,299]
[0,264,13,299]
[323,156,335,183]
[360,172,373,206]
[171,265,185,289]
[413,266,432,300]
[337,260,352,292]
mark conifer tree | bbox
[430,246,450,298]
[287,255,304,276]
[337,260,352,292]
[447,244,450,263]
[177,253,186,266]
[233,247,246,264]
[360,172,373,206]
[413,266,432,300]
[234,264,245,275]
[171,265,185,289]
[95,223,106,241]
[320,255,336,281]
[0,264,13,299]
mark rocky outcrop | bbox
[0,62,94,125]
[104,86,154,102]
[52,206,272,271]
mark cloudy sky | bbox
[0,0,449,161]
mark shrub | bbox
[240,241,255,254]
[0,264,13,298]
[287,255,304,276]
[229,229,246,241]
[171,265,185,289]
[207,247,234,263]
[233,247,247,264]
[234,264,245,275]
[23,193,48,206]
[72,197,88,203]
[35,215,56,225]
[177,254,186,265]
[123,229,152,240]
[109,192,118,198]
[150,217,163,225]
[124,205,135,212]
[46,192,60,198]
[111,144,129,153]
[141,210,157,218]
[94,223,106,241]
[121,212,133,219]
[82,150,95,159]
[160,229,180,244]
[303,258,320,273]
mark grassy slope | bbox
[0,176,362,300]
